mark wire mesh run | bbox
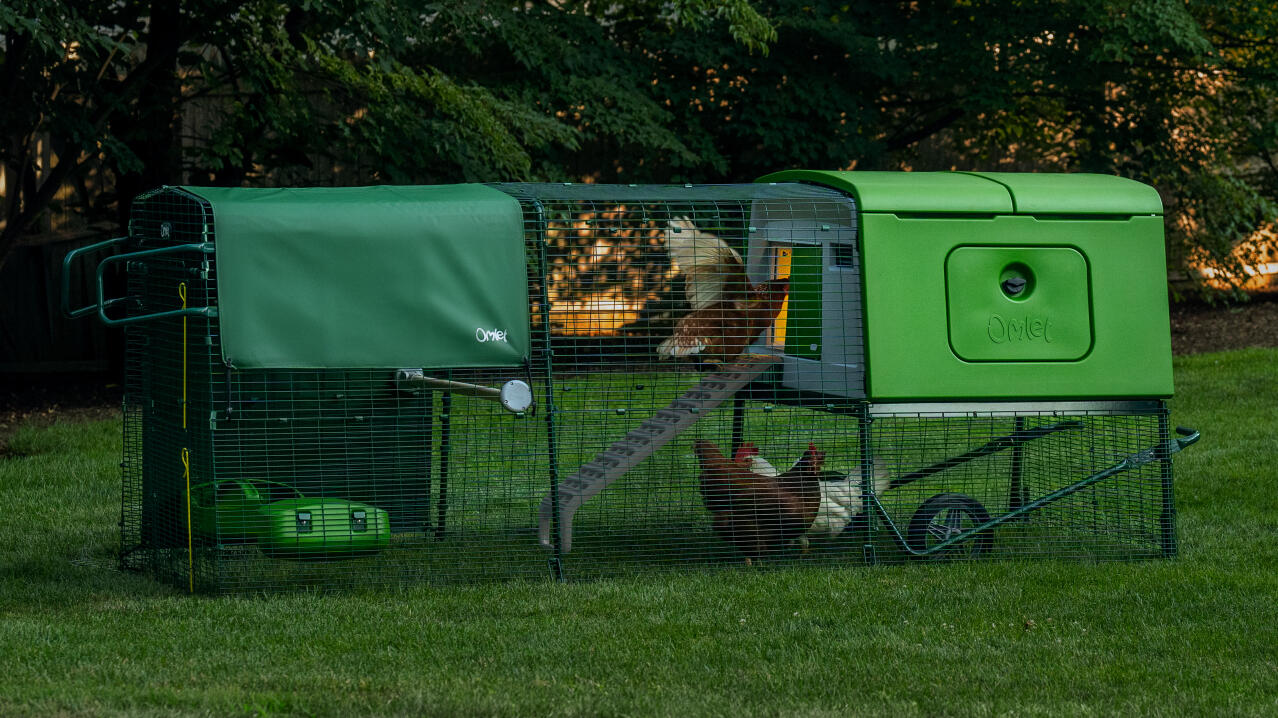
[866,408,1173,563]
[118,184,1177,594]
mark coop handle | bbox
[93,243,218,326]
[1172,426,1200,452]
[63,239,218,326]
[61,236,131,319]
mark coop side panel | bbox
[860,213,1173,400]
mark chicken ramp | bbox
[538,355,780,552]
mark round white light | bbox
[499,380,534,414]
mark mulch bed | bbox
[1169,292,1278,356]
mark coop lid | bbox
[961,172,1164,216]
[183,184,529,370]
[756,170,1162,216]
[756,170,1014,214]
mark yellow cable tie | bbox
[182,447,193,593]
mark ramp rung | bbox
[625,426,666,440]
[608,441,649,457]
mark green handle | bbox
[93,243,217,326]
[61,236,130,319]
[1173,426,1200,452]
[61,235,218,325]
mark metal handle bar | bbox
[1173,426,1200,452]
[62,236,218,325]
[94,243,217,326]
[887,420,1082,491]
[61,236,130,319]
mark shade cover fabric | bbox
[187,184,529,369]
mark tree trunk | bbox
[115,1,185,224]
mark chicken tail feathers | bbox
[656,332,707,358]
[667,216,749,308]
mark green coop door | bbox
[775,244,822,360]
[945,246,1093,362]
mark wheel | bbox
[906,493,994,560]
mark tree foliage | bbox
[3,0,1278,294]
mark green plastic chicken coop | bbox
[63,172,1198,593]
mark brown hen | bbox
[693,439,825,565]
[659,218,790,364]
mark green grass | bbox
[2,348,1277,717]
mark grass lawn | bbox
[1,348,1276,717]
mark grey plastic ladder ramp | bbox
[538,356,780,552]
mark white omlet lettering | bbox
[475,328,508,343]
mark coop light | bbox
[351,510,367,532]
[296,511,313,533]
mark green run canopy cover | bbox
[187,184,529,370]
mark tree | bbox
[628,0,1278,292]
[0,0,774,271]
[5,0,1278,294]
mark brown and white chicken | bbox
[694,439,825,565]
[733,443,893,545]
[658,217,789,364]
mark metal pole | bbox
[858,406,877,565]
[533,200,565,581]
[400,373,502,399]
[730,395,746,456]
[1008,416,1027,517]
[435,392,452,540]
[396,370,533,414]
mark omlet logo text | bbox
[987,314,1053,344]
[476,328,508,343]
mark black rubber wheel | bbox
[906,493,994,560]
